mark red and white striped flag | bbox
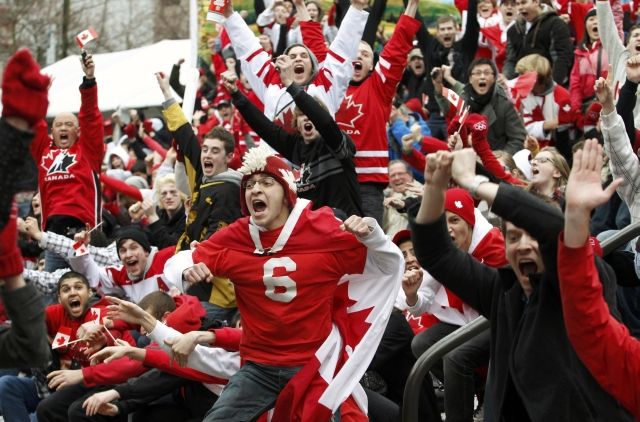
[75,27,98,48]
[52,326,73,349]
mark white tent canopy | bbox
[41,39,192,117]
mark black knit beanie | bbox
[116,227,151,257]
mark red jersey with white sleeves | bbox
[68,246,178,304]
[46,304,133,367]
[31,82,104,230]
[222,7,368,129]
[192,201,367,366]
[520,84,575,146]
[335,15,421,184]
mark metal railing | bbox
[402,221,640,422]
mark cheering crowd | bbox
[2,0,640,419]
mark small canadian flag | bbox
[88,307,102,324]
[72,240,89,257]
[52,326,73,349]
[75,27,98,48]
[443,87,464,112]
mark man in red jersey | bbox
[30,53,104,273]
[335,0,421,224]
[162,145,404,421]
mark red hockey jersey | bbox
[31,83,104,230]
[335,15,421,185]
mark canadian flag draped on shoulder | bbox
[190,198,403,421]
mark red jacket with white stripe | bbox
[520,83,575,146]
[68,246,178,304]
[222,8,368,130]
[31,81,104,230]
[335,15,421,184]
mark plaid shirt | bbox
[24,268,70,296]
[39,232,119,267]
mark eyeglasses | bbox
[470,70,495,77]
[531,156,553,165]
[242,176,277,190]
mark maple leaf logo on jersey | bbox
[41,151,77,175]
[337,94,364,130]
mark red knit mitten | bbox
[1,49,50,126]
[0,202,24,278]
[465,114,489,145]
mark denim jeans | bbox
[0,375,40,422]
[200,301,237,328]
[203,361,302,422]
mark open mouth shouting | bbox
[294,63,305,75]
[301,121,315,138]
[124,257,140,274]
[68,297,83,315]
[202,158,215,174]
[251,199,267,215]
[518,260,538,278]
[353,61,363,72]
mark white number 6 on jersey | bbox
[263,257,297,303]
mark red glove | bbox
[1,49,50,126]
[124,123,137,139]
[465,114,489,145]
[0,202,23,278]
[447,113,468,142]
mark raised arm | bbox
[157,73,203,175]
[597,0,626,79]
[598,62,640,210]
[223,72,297,159]
[559,138,640,415]
[411,151,498,316]
[78,53,105,172]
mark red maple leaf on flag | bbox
[337,94,364,130]
[56,336,67,346]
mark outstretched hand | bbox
[594,65,614,114]
[564,139,621,248]
[566,139,621,213]
[155,72,172,99]
[105,296,150,327]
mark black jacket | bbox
[503,6,573,85]
[231,85,363,217]
[410,184,633,421]
[147,205,186,249]
[410,0,479,114]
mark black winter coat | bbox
[411,184,633,421]
[503,7,573,85]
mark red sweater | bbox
[46,304,134,367]
[31,82,105,230]
[558,235,640,419]
[335,15,421,185]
